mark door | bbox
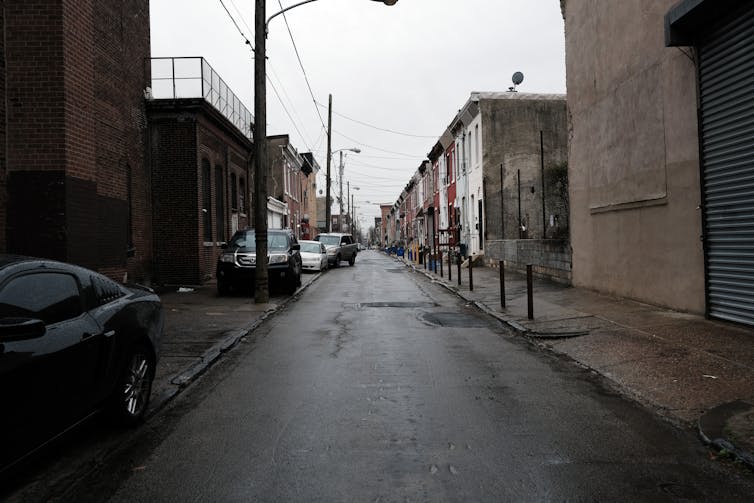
[0,271,102,465]
[699,9,754,324]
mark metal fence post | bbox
[469,255,474,291]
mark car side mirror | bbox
[0,317,46,341]
[221,243,228,249]
[291,243,301,251]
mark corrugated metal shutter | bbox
[699,9,754,325]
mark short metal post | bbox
[439,250,443,278]
[457,253,461,286]
[448,249,452,282]
[499,260,505,309]
[526,264,533,320]
[469,255,474,291]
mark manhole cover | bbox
[421,312,489,327]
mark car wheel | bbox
[334,255,341,268]
[109,343,155,426]
[348,254,356,266]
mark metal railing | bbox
[148,57,253,140]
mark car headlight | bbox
[326,249,336,256]
[269,254,288,264]
[219,253,235,263]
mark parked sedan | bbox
[0,255,164,474]
[299,240,328,272]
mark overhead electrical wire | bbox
[277,0,328,133]
[218,0,314,151]
[333,130,422,158]
[316,100,437,138]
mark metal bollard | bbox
[448,250,452,282]
[526,264,533,320]
[440,251,443,278]
[499,260,505,309]
[469,255,474,291]
[457,253,461,286]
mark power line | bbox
[316,100,437,138]
[277,1,328,132]
[332,130,423,158]
[219,0,254,50]
[218,0,314,151]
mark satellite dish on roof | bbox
[510,71,524,92]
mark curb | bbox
[393,254,754,469]
[698,400,754,471]
[395,256,532,337]
[146,271,324,418]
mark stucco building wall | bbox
[563,0,705,312]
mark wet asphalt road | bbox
[68,252,753,501]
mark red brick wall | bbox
[148,101,252,285]
[1,0,151,283]
[149,116,200,284]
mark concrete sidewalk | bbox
[400,254,754,470]
[147,272,321,416]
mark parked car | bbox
[0,255,164,473]
[299,240,328,272]
[216,228,302,295]
[315,233,358,267]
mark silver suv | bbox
[315,233,358,267]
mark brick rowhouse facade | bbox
[1,0,152,282]
[147,99,252,286]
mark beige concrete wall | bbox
[564,0,705,313]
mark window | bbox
[475,124,480,165]
[230,173,237,210]
[215,166,225,241]
[239,177,246,213]
[0,273,82,325]
[202,159,212,241]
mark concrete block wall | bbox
[486,238,572,284]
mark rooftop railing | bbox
[149,57,253,140]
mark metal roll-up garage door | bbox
[699,8,754,325]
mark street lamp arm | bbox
[266,0,319,33]
[267,0,398,34]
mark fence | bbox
[149,57,253,140]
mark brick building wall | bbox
[1,0,151,282]
[147,99,252,285]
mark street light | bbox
[253,0,397,303]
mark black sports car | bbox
[0,255,164,473]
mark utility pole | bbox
[347,180,350,234]
[325,94,332,232]
[339,150,344,231]
[253,0,269,303]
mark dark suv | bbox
[216,228,302,295]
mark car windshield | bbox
[300,242,321,253]
[227,231,289,251]
[317,235,340,246]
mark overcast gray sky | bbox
[150,0,566,227]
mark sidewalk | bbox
[399,255,754,470]
[147,272,321,415]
